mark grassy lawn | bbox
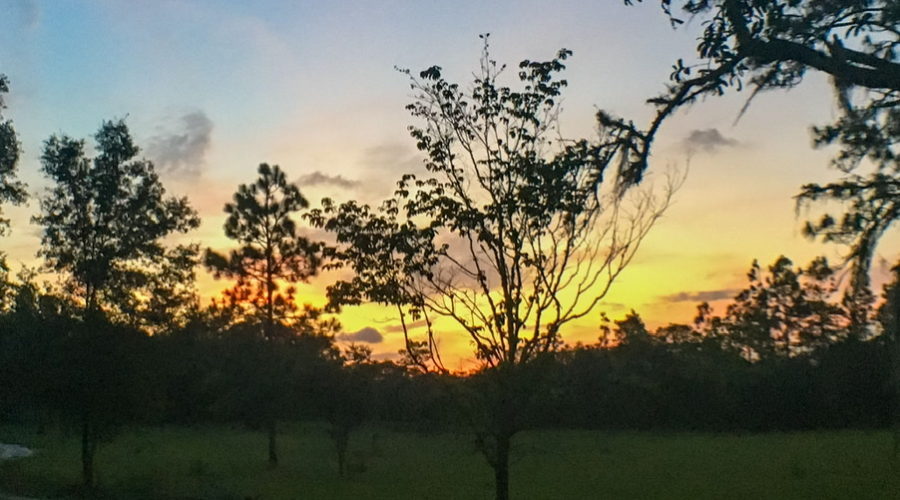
[1,423,898,499]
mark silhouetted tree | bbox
[695,256,849,360]
[616,0,898,185]
[0,75,28,300]
[205,163,322,339]
[620,4,899,426]
[326,345,374,477]
[0,270,73,426]
[34,119,199,488]
[205,162,324,467]
[208,315,339,467]
[310,38,676,500]
[0,75,27,231]
[879,264,900,459]
[35,119,200,321]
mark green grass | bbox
[1,423,898,499]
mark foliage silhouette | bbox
[0,75,27,236]
[206,162,328,467]
[694,256,851,360]
[35,119,200,324]
[622,0,899,453]
[33,119,200,488]
[0,75,28,304]
[310,37,677,500]
[618,0,899,194]
[206,163,323,339]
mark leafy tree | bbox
[618,1,894,321]
[617,0,898,184]
[205,162,325,467]
[310,38,675,500]
[695,256,849,360]
[0,75,29,300]
[34,119,200,488]
[0,75,27,234]
[617,1,896,310]
[35,119,200,321]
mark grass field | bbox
[1,423,898,499]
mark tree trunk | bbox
[81,415,94,489]
[892,336,900,463]
[493,432,511,500]
[893,296,900,464]
[334,425,349,477]
[268,418,278,467]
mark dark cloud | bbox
[296,171,361,189]
[339,327,384,344]
[682,128,740,154]
[662,289,738,303]
[146,111,213,179]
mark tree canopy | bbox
[206,163,323,339]
[35,119,200,322]
[0,75,27,237]
[312,39,676,372]
[620,0,899,291]
[311,39,677,500]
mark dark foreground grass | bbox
[1,423,898,499]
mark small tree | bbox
[310,39,676,500]
[34,119,199,488]
[205,162,323,467]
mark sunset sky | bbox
[2,0,897,368]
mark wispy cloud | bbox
[661,289,738,303]
[682,128,740,154]
[383,319,428,333]
[338,326,384,344]
[296,171,361,189]
[146,111,213,179]
[12,0,40,30]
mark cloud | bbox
[146,111,213,179]
[362,143,423,178]
[682,128,740,154]
[383,319,428,333]
[12,0,40,30]
[338,326,384,344]
[661,289,738,303]
[296,171,361,189]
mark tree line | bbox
[0,250,897,486]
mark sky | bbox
[2,0,897,368]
